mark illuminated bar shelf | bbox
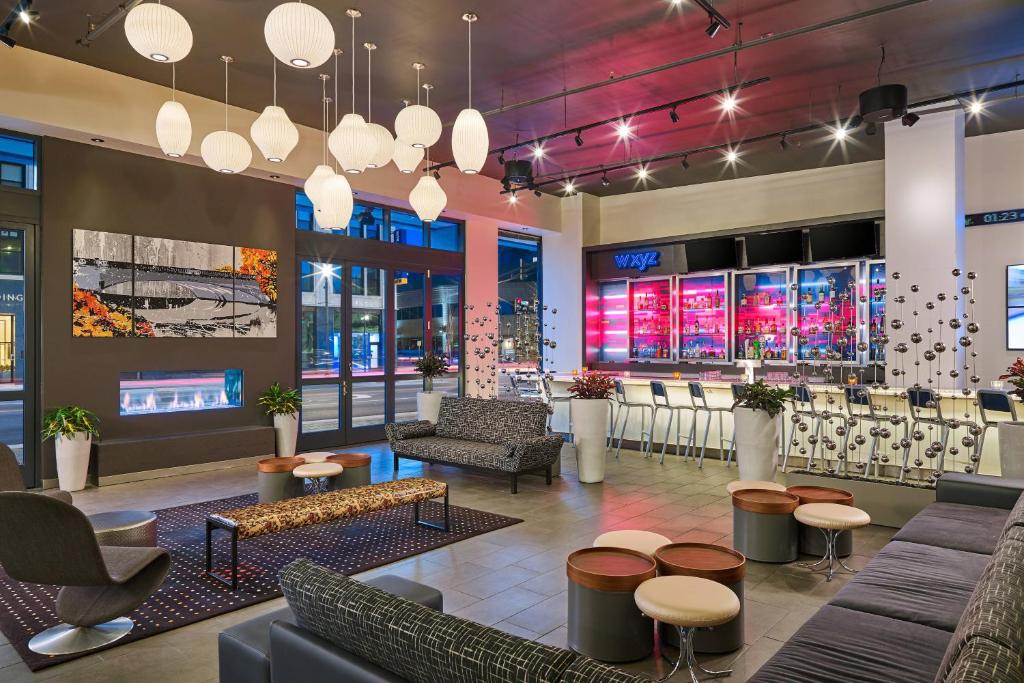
[597,280,629,362]
[630,278,673,360]
[867,261,886,364]
[733,269,789,362]
[678,273,728,361]
[795,262,859,363]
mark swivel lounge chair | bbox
[0,443,72,504]
[0,492,170,655]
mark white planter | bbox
[733,407,780,482]
[273,413,299,457]
[572,398,610,484]
[55,432,91,492]
[998,421,1024,478]
[417,391,444,423]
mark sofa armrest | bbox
[384,420,436,443]
[936,472,1024,510]
[270,621,406,683]
[507,434,564,471]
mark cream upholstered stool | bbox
[634,575,740,682]
[725,480,786,495]
[298,452,332,464]
[292,462,343,494]
[594,530,672,558]
[794,502,871,581]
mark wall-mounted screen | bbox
[1008,265,1024,349]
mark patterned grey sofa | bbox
[385,397,563,493]
[273,558,647,683]
[749,472,1024,683]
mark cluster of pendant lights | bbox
[122,1,489,228]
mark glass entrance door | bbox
[0,224,34,485]
[299,260,345,448]
[348,264,387,440]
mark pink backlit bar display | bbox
[630,278,672,360]
[678,274,728,360]
[597,281,629,362]
[867,261,886,363]
[795,263,859,362]
[733,269,789,362]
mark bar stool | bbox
[611,379,654,459]
[842,385,885,478]
[650,381,697,463]
[688,382,735,469]
[906,388,950,475]
[977,389,1017,459]
[783,385,824,473]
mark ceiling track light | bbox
[669,107,680,123]
[574,130,584,146]
[680,155,689,170]
[694,0,730,37]
[601,173,610,187]
[779,134,788,150]
[901,112,920,127]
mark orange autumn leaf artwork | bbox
[237,247,278,302]
[72,284,154,337]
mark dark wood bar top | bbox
[654,543,747,585]
[567,547,657,592]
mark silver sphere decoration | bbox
[961,436,975,448]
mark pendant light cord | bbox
[171,63,176,103]
[333,51,339,127]
[424,86,431,167]
[223,58,229,131]
[467,20,472,107]
[416,67,421,105]
[321,76,328,165]
[272,58,277,107]
[366,46,372,123]
[350,15,356,114]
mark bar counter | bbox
[547,374,1007,479]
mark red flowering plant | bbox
[999,358,1024,399]
[567,372,615,400]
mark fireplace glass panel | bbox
[119,369,243,415]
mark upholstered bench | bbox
[205,477,449,589]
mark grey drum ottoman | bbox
[326,453,372,490]
[257,457,306,503]
[731,489,800,563]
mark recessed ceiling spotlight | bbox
[270,174,281,179]
[636,166,650,180]
[725,148,738,163]
[19,9,38,24]
[508,193,519,204]
[532,145,545,159]
[574,130,584,147]
[614,120,632,139]
[563,180,575,195]
[967,99,984,115]
[680,154,690,170]
[90,137,105,143]
[720,92,737,112]
[669,107,680,123]
[832,126,848,141]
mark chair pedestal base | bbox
[29,617,133,655]
[800,528,857,582]
[660,625,733,683]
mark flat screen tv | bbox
[809,221,878,260]
[745,230,803,267]
[685,237,738,272]
[1008,265,1024,349]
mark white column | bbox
[542,196,584,375]
[463,217,500,397]
[884,109,965,389]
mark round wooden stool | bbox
[634,576,740,682]
[731,489,800,563]
[794,503,870,581]
[257,456,306,503]
[787,485,855,558]
[567,547,657,663]
[654,543,746,654]
[327,453,373,490]
[726,480,786,495]
[593,530,672,558]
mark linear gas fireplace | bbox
[119,369,243,416]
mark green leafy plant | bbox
[258,383,302,416]
[415,353,450,392]
[42,406,100,440]
[731,380,795,418]
[567,372,615,400]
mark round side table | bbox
[654,543,746,653]
[293,462,343,494]
[567,547,657,663]
[257,456,306,503]
[88,510,158,547]
[787,485,854,558]
[731,489,800,563]
[327,453,372,490]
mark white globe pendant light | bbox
[125,1,193,63]
[409,175,447,223]
[264,1,334,69]
[452,13,489,174]
[201,56,252,174]
[305,164,334,205]
[250,61,299,162]
[316,173,354,229]
[392,137,424,174]
[155,64,190,157]
[329,113,374,174]
[363,42,395,168]
[394,63,442,149]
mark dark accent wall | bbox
[39,139,295,479]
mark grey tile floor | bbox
[0,444,896,682]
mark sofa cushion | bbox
[558,656,649,682]
[831,541,991,631]
[435,397,548,446]
[940,636,1024,683]
[747,605,951,683]
[934,534,1024,680]
[392,436,514,471]
[280,559,578,683]
[892,502,1010,555]
[1003,490,1024,532]
[218,606,294,683]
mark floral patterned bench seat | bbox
[205,477,448,589]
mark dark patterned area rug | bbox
[0,493,522,672]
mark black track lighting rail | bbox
[505,77,1024,195]
[426,77,770,172]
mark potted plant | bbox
[731,380,795,481]
[997,359,1024,477]
[568,372,616,484]
[259,383,302,457]
[42,406,99,492]
[414,353,449,423]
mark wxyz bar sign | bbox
[613,251,661,272]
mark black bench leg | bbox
[205,519,240,590]
[510,474,518,494]
[393,453,400,472]
[414,488,450,532]
[545,465,552,486]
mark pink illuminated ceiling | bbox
[15,0,1024,194]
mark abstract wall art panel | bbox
[72,229,135,337]
[233,247,278,337]
[71,230,278,339]
[133,237,235,338]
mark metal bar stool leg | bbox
[675,408,683,458]
[782,425,795,473]
[697,411,713,469]
[609,402,621,452]
[717,411,726,463]
[660,409,674,464]
[615,405,630,458]
[644,406,655,456]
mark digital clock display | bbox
[966,209,1023,227]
